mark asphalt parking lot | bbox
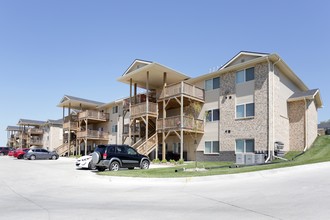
[1,156,330,220]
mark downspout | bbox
[265,57,281,163]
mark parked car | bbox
[14,148,30,159]
[92,144,150,171]
[76,154,95,170]
[24,148,59,160]
[0,147,11,156]
[8,149,16,156]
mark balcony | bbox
[160,82,204,102]
[28,138,43,146]
[63,121,78,130]
[131,102,157,118]
[78,110,109,121]
[77,130,109,140]
[157,116,204,133]
[28,128,44,134]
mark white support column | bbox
[162,72,167,161]
[146,71,149,153]
[129,78,132,146]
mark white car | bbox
[75,154,95,170]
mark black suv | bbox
[92,144,150,171]
[0,147,11,156]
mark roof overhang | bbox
[288,89,323,108]
[117,62,190,89]
[57,95,103,110]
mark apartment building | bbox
[6,126,23,148]
[55,51,322,163]
[42,119,63,152]
[117,51,322,162]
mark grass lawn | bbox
[97,135,330,178]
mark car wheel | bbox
[141,160,150,169]
[109,161,120,171]
[51,155,57,160]
[17,155,23,159]
[88,162,92,170]
[97,167,106,172]
[30,155,36,160]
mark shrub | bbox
[152,158,160,163]
[178,159,184,164]
[161,159,168,163]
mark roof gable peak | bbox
[220,51,269,70]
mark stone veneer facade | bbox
[288,100,305,151]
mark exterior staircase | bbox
[134,133,157,156]
[55,144,75,156]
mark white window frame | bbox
[204,141,220,154]
[235,139,255,154]
[235,102,255,119]
[112,106,118,114]
[205,77,220,91]
[206,109,220,122]
[236,67,255,84]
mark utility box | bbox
[236,154,245,165]
[245,154,255,165]
[255,154,265,164]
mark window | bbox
[236,103,254,118]
[235,139,255,153]
[112,106,118,114]
[205,77,220,91]
[111,125,117,133]
[236,67,254,84]
[204,141,219,154]
[206,109,220,122]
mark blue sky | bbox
[0,0,329,146]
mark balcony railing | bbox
[78,110,109,121]
[160,82,204,101]
[64,115,78,123]
[28,128,44,134]
[63,122,79,130]
[28,138,43,145]
[131,102,157,118]
[77,130,109,140]
[157,115,204,132]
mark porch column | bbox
[146,71,149,153]
[180,81,184,161]
[162,72,167,161]
[133,83,137,144]
[68,103,71,157]
[129,78,132,145]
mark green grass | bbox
[97,135,330,178]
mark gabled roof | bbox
[46,119,63,125]
[220,51,269,70]
[6,126,23,131]
[57,95,104,110]
[17,119,46,126]
[288,89,323,108]
[118,61,190,89]
[122,59,152,76]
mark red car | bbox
[8,149,16,156]
[14,148,30,159]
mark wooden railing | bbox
[64,115,78,123]
[78,110,109,121]
[28,128,44,134]
[160,82,204,101]
[131,102,157,117]
[63,121,79,130]
[28,138,43,145]
[157,116,204,132]
[77,130,109,139]
[136,133,157,155]
[55,144,75,156]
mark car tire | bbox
[97,167,106,172]
[92,152,101,164]
[51,155,57,160]
[30,155,36,160]
[88,162,92,170]
[17,155,23,159]
[109,161,120,171]
[140,160,150,169]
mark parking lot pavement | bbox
[1,156,330,220]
